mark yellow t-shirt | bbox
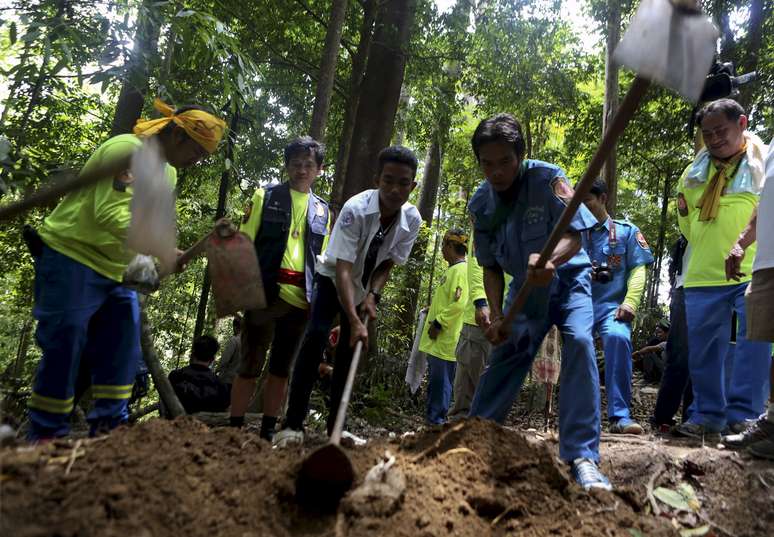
[39,134,177,282]
[419,261,469,361]
[240,186,329,309]
[462,236,487,326]
[677,162,758,287]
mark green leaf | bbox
[9,22,17,45]
[653,485,700,513]
[677,483,701,512]
[176,9,196,18]
[627,530,644,537]
[680,525,711,537]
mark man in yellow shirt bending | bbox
[28,99,225,441]
[419,229,469,424]
[230,136,330,441]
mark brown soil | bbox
[7,416,769,537]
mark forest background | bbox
[0,0,771,423]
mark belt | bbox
[277,268,305,288]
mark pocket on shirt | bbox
[520,224,547,255]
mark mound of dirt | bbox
[1,417,675,537]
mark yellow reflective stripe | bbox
[28,392,74,414]
[92,391,132,400]
[92,384,133,400]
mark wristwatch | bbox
[368,289,382,304]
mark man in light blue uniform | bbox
[582,178,654,434]
[467,114,611,491]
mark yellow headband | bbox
[445,231,468,245]
[133,98,227,154]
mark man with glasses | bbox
[274,146,421,447]
[230,136,330,441]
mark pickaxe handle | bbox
[172,218,237,274]
[0,155,133,222]
[501,77,651,329]
[329,313,369,446]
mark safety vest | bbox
[254,182,329,303]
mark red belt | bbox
[277,268,305,288]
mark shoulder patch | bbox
[242,200,253,224]
[340,210,354,227]
[454,286,463,301]
[551,178,574,203]
[636,231,650,250]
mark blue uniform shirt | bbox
[582,218,654,307]
[469,160,598,312]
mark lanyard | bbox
[607,218,617,249]
[584,218,617,253]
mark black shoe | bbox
[723,416,774,449]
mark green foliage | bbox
[0,0,772,424]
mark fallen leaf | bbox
[679,525,711,536]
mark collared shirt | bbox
[583,218,654,307]
[753,140,774,273]
[317,189,421,304]
[469,160,597,301]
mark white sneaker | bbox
[272,428,303,448]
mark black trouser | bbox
[284,274,356,435]
[652,287,693,425]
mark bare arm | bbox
[336,259,369,347]
[726,207,757,281]
[483,266,505,320]
[360,259,395,321]
[488,232,582,345]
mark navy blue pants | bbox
[284,274,355,435]
[28,246,141,440]
[426,355,456,425]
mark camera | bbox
[699,61,756,102]
[591,261,613,284]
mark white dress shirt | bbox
[317,189,421,304]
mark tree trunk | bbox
[159,24,176,89]
[602,0,620,216]
[418,139,442,222]
[714,0,735,57]
[340,0,417,201]
[736,0,765,111]
[111,0,161,136]
[331,0,376,209]
[648,173,671,307]
[193,108,240,339]
[139,298,185,417]
[395,137,443,331]
[309,0,349,140]
[12,316,34,377]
